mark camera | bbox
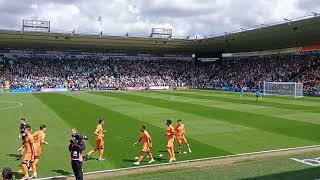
[79,135,88,141]
[70,134,88,144]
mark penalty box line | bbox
[35,144,320,180]
[0,101,23,110]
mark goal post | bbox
[263,82,303,97]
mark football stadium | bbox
[1,1,320,180]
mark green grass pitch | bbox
[104,151,320,180]
[0,90,320,179]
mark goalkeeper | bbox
[255,90,262,101]
[240,87,245,97]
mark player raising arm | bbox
[87,118,106,161]
[175,120,191,154]
[31,125,48,178]
[165,120,176,163]
[133,125,155,165]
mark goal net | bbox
[263,82,303,97]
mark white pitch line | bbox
[0,101,23,110]
[34,144,320,180]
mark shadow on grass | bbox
[52,169,72,176]
[6,154,21,161]
[240,167,320,180]
[158,150,180,154]
[122,157,165,163]
[122,159,136,163]
[12,171,23,179]
[84,157,98,161]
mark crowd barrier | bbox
[10,88,34,93]
[149,86,169,90]
[41,88,69,92]
[126,87,147,91]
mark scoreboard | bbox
[195,52,222,62]
[22,19,50,32]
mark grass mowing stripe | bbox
[34,93,230,168]
[136,91,320,126]
[70,92,318,154]
[0,94,76,178]
[92,91,320,143]
[105,150,320,180]
[68,92,251,135]
[149,91,320,112]
[33,93,117,170]
[162,90,320,107]
[68,92,267,153]
[191,89,320,102]
[66,92,231,156]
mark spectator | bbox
[195,54,320,94]
[9,57,192,90]
[4,53,320,96]
[2,167,13,180]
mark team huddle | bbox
[15,117,191,179]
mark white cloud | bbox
[0,0,318,37]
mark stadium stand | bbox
[0,59,4,90]
[11,57,65,90]
[9,57,192,90]
[195,54,320,95]
[298,58,320,96]
[4,53,320,96]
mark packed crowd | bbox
[0,60,4,90]
[195,54,320,95]
[11,57,65,90]
[9,57,192,90]
[113,59,191,88]
[298,58,320,95]
[4,53,320,95]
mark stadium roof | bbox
[0,16,319,54]
[202,16,320,53]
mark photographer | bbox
[69,128,86,180]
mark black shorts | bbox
[21,136,26,145]
[256,95,259,98]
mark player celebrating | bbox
[21,125,36,180]
[16,118,28,160]
[87,118,106,161]
[32,125,48,178]
[133,125,155,165]
[165,119,176,162]
[175,120,191,154]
